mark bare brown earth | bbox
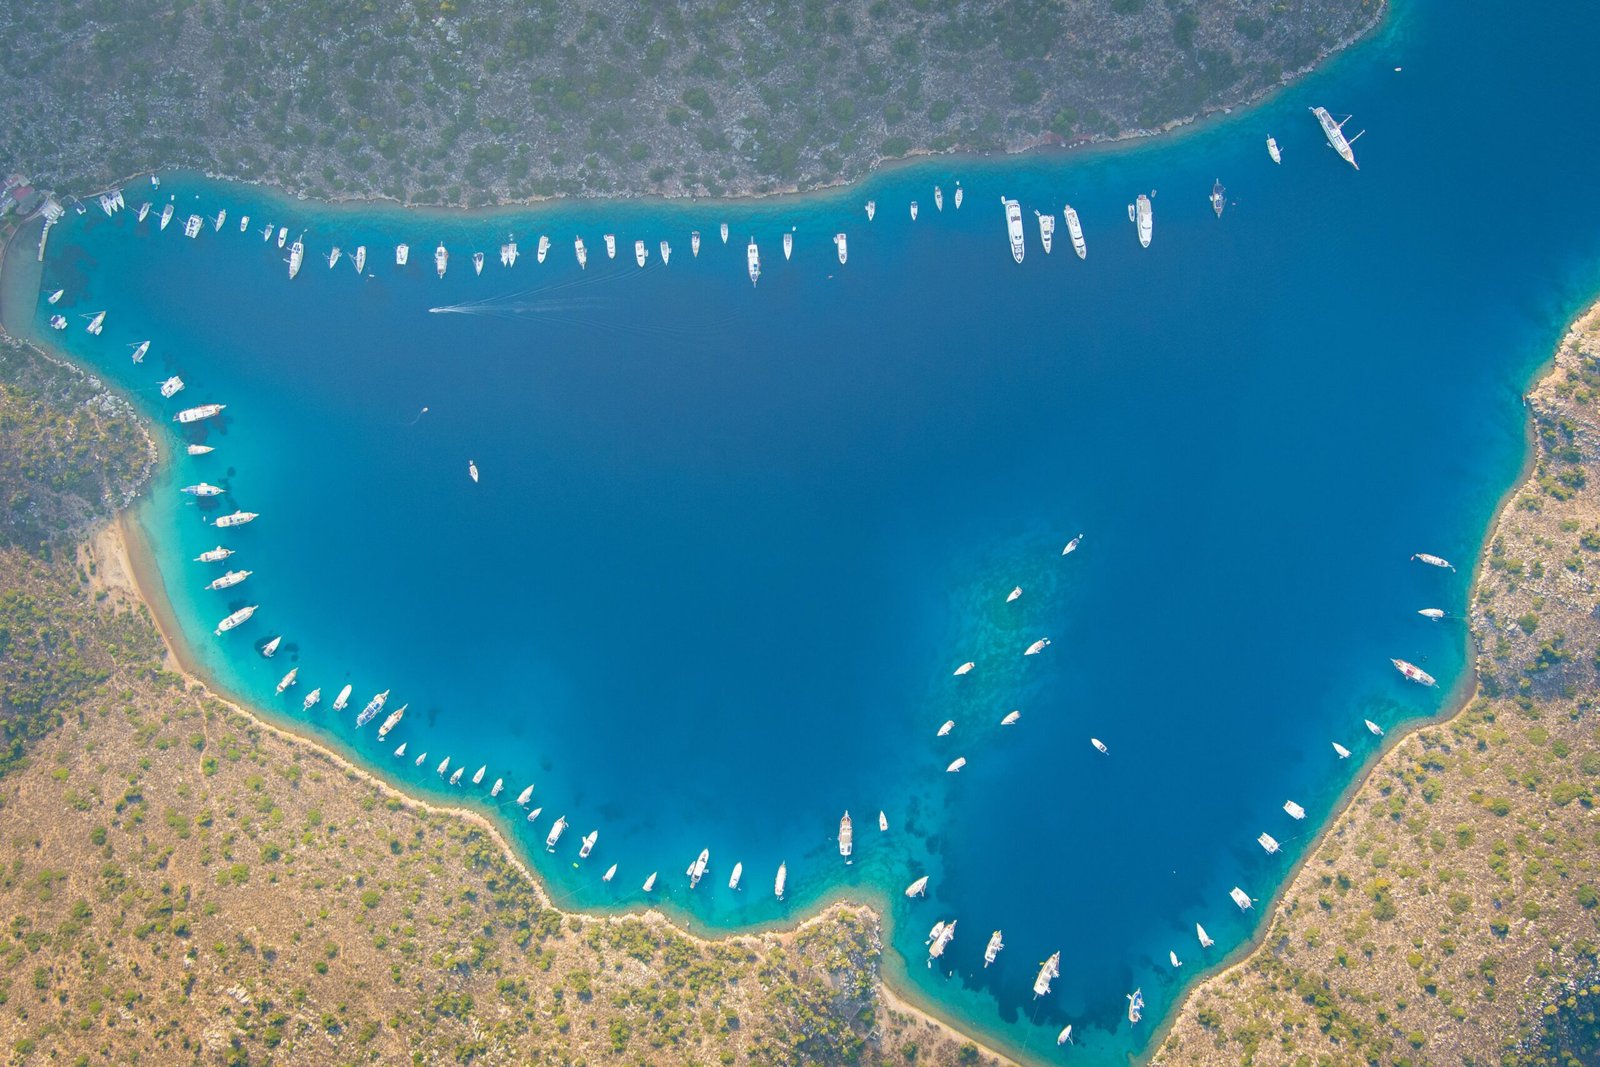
[1153,305,1600,1066]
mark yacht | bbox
[954,182,963,209]
[1197,923,1214,948]
[1001,197,1024,263]
[1283,800,1306,820]
[303,688,321,711]
[686,848,709,887]
[396,243,410,266]
[183,214,203,238]
[239,214,250,232]
[983,930,1004,967]
[468,460,479,483]
[277,227,287,248]
[1211,179,1226,218]
[1036,210,1054,253]
[471,765,486,785]
[720,222,729,243]
[1267,136,1282,163]
[909,201,918,221]
[47,289,63,304]
[262,636,282,658]
[782,231,792,261]
[691,231,701,257]
[517,785,534,806]
[86,311,106,336]
[159,376,184,398]
[1007,586,1022,603]
[214,209,226,231]
[449,767,464,785]
[1391,658,1438,687]
[953,661,975,676]
[1230,886,1253,910]
[634,239,647,267]
[376,704,407,740]
[1418,608,1446,620]
[937,720,954,737]
[472,251,484,276]
[925,920,955,966]
[838,812,853,861]
[579,831,598,859]
[602,864,617,883]
[833,232,847,264]
[1411,552,1454,570]
[1310,105,1363,169]
[1033,951,1060,997]
[435,243,448,278]
[1062,533,1083,555]
[1259,832,1281,854]
[660,240,671,265]
[865,201,876,221]
[327,246,341,269]
[158,203,175,230]
[878,811,888,831]
[1001,710,1020,726]
[1127,989,1145,1025]
[129,340,149,363]
[537,235,549,263]
[185,444,214,456]
[48,315,66,330]
[353,245,366,273]
[934,186,943,211]
[1064,205,1086,259]
[904,876,928,898]
[137,203,150,223]
[946,757,966,773]
[288,235,304,279]
[355,689,390,728]
[206,570,250,591]
[1024,637,1051,656]
[775,862,787,900]
[213,511,256,528]
[1333,742,1352,758]
[575,237,587,269]
[175,403,225,424]
[1134,194,1153,247]
[643,872,657,892]
[606,234,617,259]
[747,238,761,286]
[1365,719,1386,736]
[332,683,351,710]
[728,862,742,889]
[1091,737,1108,754]
[213,605,257,635]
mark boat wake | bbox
[427,276,742,340]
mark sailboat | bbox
[925,920,955,966]
[1230,886,1253,910]
[327,246,341,269]
[261,636,282,658]
[983,930,1004,967]
[775,862,787,900]
[275,668,298,693]
[1333,742,1352,758]
[643,872,657,892]
[1197,923,1214,948]
[415,751,427,767]
[720,222,729,243]
[394,743,406,758]
[953,182,963,209]
[377,704,407,740]
[937,720,954,737]
[728,862,742,890]
[878,811,887,831]
[1283,800,1306,820]
[1128,988,1145,1024]
[934,186,943,211]
[517,785,534,806]
[353,246,366,273]
[946,757,966,773]
[953,661,975,676]
[1062,533,1083,555]
[1001,710,1020,725]
[602,864,617,883]
[545,817,567,851]
[1391,658,1438,687]
[1033,951,1060,997]
[448,767,464,785]
[1412,552,1454,570]
[160,203,174,230]
[1259,832,1281,854]
[1007,586,1022,602]
[302,688,321,711]
[660,240,671,265]
[1267,136,1282,163]
[471,765,486,785]
[1024,637,1051,656]
[904,876,928,898]
[1366,719,1385,736]
[1419,608,1446,620]
[288,235,304,278]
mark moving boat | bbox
[332,684,351,710]
[186,444,214,456]
[1033,951,1060,997]
[130,340,150,363]
[206,569,250,590]
[1366,719,1386,736]
[747,238,760,286]
[471,765,486,785]
[728,862,742,889]
[396,243,409,266]
[303,688,321,711]
[1035,209,1054,253]
[472,251,484,275]
[904,876,928,898]
[1411,552,1454,570]
[1267,136,1281,163]
[946,757,966,773]
[1333,742,1352,758]
[355,689,390,728]
[288,235,304,279]
[1064,205,1086,258]
[275,668,299,694]
[878,811,888,831]
[603,864,617,882]
[579,831,597,859]
[782,231,792,261]
[634,239,647,267]
[174,403,225,424]
[1259,832,1281,854]
[376,704,407,739]
[575,237,587,269]
[213,511,257,528]
[214,605,257,635]
[1283,800,1306,820]
[909,201,918,221]
[686,847,709,887]
[775,862,787,900]
[1230,886,1253,910]
[160,204,175,230]
[1197,923,1214,948]
[691,231,701,257]
[1001,710,1020,725]
[1062,533,1083,555]
[953,661,975,676]
[1310,105,1363,170]
[327,246,341,269]
[983,930,1004,967]
[1211,179,1226,218]
[643,872,657,892]
[833,232,847,263]
[606,234,617,259]
[468,460,479,483]
[1001,197,1024,263]
[196,545,234,564]
[449,767,464,785]
[537,235,549,263]
[181,482,223,496]
[517,785,534,806]
[1127,988,1145,1025]
[720,222,729,243]
[435,243,448,278]
[865,201,875,221]
[1134,194,1153,248]
[1091,737,1108,754]
[937,720,954,737]
[1391,658,1438,687]
[86,311,106,336]
[660,240,671,265]
[838,812,853,861]
[1024,637,1051,656]
[183,214,203,238]
[1419,608,1446,620]
[925,920,955,966]
[160,376,184,398]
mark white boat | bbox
[327,246,341,269]
[1310,106,1363,170]
[261,635,281,657]
[1001,197,1024,263]
[183,214,203,238]
[471,765,486,785]
[214,606,257,635]
[288,236,304,279]
[1001,710,1020,726]
[504,236,518,267]
[214,209,226,231]
[579,831,597,859]
[449,767,464,785]
[1024,637,1051,656]
[1091,737,1108,754]
[195,546,234,564]
[517,785,534,806]
[174,403,225,424]
[1197,923,1214,948]
[47,289,64,304]
[86,311,106,336]
[1230,886,1253,910]
[945,757,966,773]
[926,920,955,966]
[634,239,647,267]
[394,743,405,757]
[833,232,847,263]
[1128,989,1145,1025]
[48,315,66,330]
[1171,949,1183,967]
[660,240,671,265]
[904,876,928,898]
[934,186,943,211]
[728,862,742,889]
[1391,658,1438,687]
[1419,608,1446,620]
[1259,832,1281,853]
[602,864,617,882]
[356,690,390,728]
[332,684,351,710]
[303,688,321,711]
[1333,742,1352,758]
[437,756,450,776]
[909,201,919,221]
[775,862,787,900]
[1036,210,1054,253]
[1033,951,1060,997]
[686,847,709,887]
[537,235,549,263]
[983,930,1004,967]
[138,203,151,222]
[160,376,184,398]
[937,720,954,737]
[691,231,701,257]
[953,661,975,676]
[239,214,249,231]
[1007,586,1022,603]
[468,460,479,483]
[497,241,509,267]
[98,195,113,216]
[181,481,223,497]
[1057,1026,1073,1046]
[1411,552,1454,570]
[838,812,853,861]
[525,806,542,822]
[747,238,760,286]
[1283,800,1306,820]
[415,752,427,767]
[606,234,617,259]
[186,444,213,456]
[277,226,287,248]
[1134,194,1153,248]
[213,511,257,528]
[472,251,484,276]
[643,872,657,892]
[864,201,876,222]
[129,340,150,363]
[1064,205,1086,259]
[782,231,792,261]
[878,811,888,831]
[206,570,250,591]
[396,243,410,266]
[261,223,274,241]
[1211,178,1227,218]
[1062,533,1083,555]
[159,203,175,230]
[1267,136,1282,163]
[575,237,587,269]
[376,704,407,739]
[435,243,448,278]
[353,245,365,273]
[720,222,729,243]
[1365,719,1385,736]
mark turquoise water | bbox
[32,1,1600,1060]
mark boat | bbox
[1036,210,1054,253]
[1284,800,1306,820]
[1033,951,1060,997]
[98,194,113,216]
[1057,1026,1073,1046]
[953,661,975,676]
[691,231,700,257]
[48,315,66,330]
[904,876,928,898]
[1062,533,1083,555]
[437,756,450,776]
[468,460,479,483]
[213,511,257,528]
[686,847,709,887]
[327,246,341,269]
[945,757,966,773]
[376,704,407,739]
[910,201,919,221]
[206,570,250,591]
[349,245,364,273]
[1197,923,1214,948]
[728,862,742,889]
[1001,197,1024,263]
[1391,658,1438,687]
[660,240,671,265]
[537,235,549,263]
[288,236,304,279]
[1091,737,1108,754]
[579,831,597,859]
[517,785,534,806]
[775,862,787,899]
[214,209,226,231]
[332,683,351,710]
[448,767,463,785]
[159,203,175,230]
[1230,886,1253,910]
[434,243,448,278]
[186,444,214,456]
[239,214,249,231]
[1211,179,1226,218]
[396,243,410,266]
[1001,710,1020,726]
[85,311,106,336]
[195,546,234,563]
[261,223,274,241]
[865,201,876,221]
[878,811,888,831]
[747,238,760,286]
[525,806,542,822]
[602,864,617,882]
[1064,206,1087,259]
[355,689,390,728]
[472,251,484,276]
[1006,585,1023,604]
[937,720,954,737]
[415,752,427,767]
[130,340,150,363]
[983,930,1004,967]
[1411,552,1454,570]
[634,239,647,267]
[183,214,202,238]
[606,234,617,259]
[934,186,943,212]
[833,232,847,264]
[489,779,502,797]
[181,482,223,497]
[174,404,225,424]
[505,236,517,266]
[838,812,853,861]
[643,872,657,892]
[1024,637,1051,656]
[303,688,321,711]
[1333,742,1352,758]
[782,231,792,261]
[274,668,298,694]
[47,289,63,304]
[1134,194,1153,247]
[925,920,955,966]
[1259,832,1281,854]
[1366,719,1386,736]
[1310,105,1363,170]
[277,227,287,248]
[1128,988,1145,1025]
[137,203,151,223]
[159,376,185,398]
[394,743,405,757]
[471,765,486,785]
[575,237,587,269]
[1419,608,1446,620]
[1267,136,1282,163]
[213,606,257,635]
[720,222,729,243]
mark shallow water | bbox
[32,0,1600,1059]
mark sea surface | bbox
[30,0,1600,1060]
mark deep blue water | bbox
[31,0,1600,1060]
